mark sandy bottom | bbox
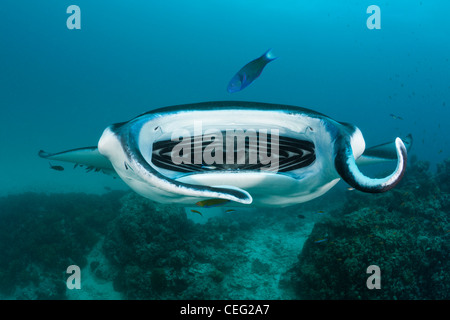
[65,211,316,300]
[213,219,314,299]
[66,240,122,300]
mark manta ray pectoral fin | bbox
[356,134,412,166]
[38,147,116,175]
[335,137,407,193]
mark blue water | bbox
[0,0,448,195]
[0,1,449,301]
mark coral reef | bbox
[102,193,196,299]
[0,156,448,300]
[0,191,124,299]
[436,158,450,194]
[288,158,450,299]
[101,192,314,299]
[0,188,312,300]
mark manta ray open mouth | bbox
[151,132,316,173]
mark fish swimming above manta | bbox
[39,101,412,207]
[227,49,277,93]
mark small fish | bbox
[389,113,404,120]
[315,210,325,215]
[297,214,305,219]
[201,165,217,170]
[227,49,278,93]
[225,209,236,213]
[347,187,355,191]
[196,198,230,208]
[49,162,64,171]
[314,238,328,244]
[190,209,203,217]
[104,186,112,191]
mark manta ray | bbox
[39,101,411,207]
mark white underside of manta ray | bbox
[39,101,412,207]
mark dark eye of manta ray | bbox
[151,132,316,173]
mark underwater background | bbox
[0,0,449,299]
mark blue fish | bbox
[227,49,277,93]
